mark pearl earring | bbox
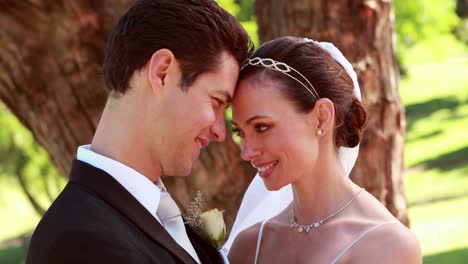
[317,129,323,136]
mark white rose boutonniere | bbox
[184,191,227,249]
[200,209,227,248]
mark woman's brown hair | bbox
[239,36,367,148]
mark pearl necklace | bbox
[289,188,364,233]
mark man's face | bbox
[157,52,239,176]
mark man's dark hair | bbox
[104,0,253,93]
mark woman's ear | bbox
[147,49,176,94]
[311,98,335,136]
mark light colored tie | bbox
[157,191,201,264]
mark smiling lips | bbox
[195,137,209,149]
[194,137,209,158]
[252,161,278,178]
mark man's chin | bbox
[164,164,193,177]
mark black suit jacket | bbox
[26,160,223,264]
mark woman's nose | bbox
[240,140,261,161]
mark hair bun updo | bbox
[336,98,367,148]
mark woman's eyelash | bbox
[232,123,269,138]
[232,127,244,137]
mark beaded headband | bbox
[241,57,320,100]
[240,38,361,102]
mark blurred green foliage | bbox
[235,0,255,21]
[455,19,468,44]
[216,0,240,17]
[220,0,467,67]
[0,104,65,217]
[394,0,465,66]
[241,20,259,48]
[394,0,460,49]
[215,0,258,47]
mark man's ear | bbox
[310,98,335,136]
[147,49,176,94]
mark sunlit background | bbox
[0,0,467,263]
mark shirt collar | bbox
[77,145,161,220]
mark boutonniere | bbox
[184,191,227,249]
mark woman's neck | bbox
[290,150,360,225]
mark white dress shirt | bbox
[77,145,162,223]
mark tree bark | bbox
[0,0,255,227]
[456,0,468,18]
[255,0,408,225]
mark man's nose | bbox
[211,113,226,142]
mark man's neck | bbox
[90,99,163,183]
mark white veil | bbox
[222,40,362,253]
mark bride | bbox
[225,37,421,263]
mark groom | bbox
[26,0,251,263]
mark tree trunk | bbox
[0,0,255,228]
[255,0,408,225]
[456,0,468,18]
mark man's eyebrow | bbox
[214,90,232,104]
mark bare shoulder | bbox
[228,222,263,264]
[348,221,422,264]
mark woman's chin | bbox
[263,181,287,191]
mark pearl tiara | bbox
[241,57,320,100]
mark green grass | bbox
[401,53,468,263]
[401,55,468,205]
[0,244,27,264]
[401,55,468,169]
[409,197,468,263]
[424,248,468,264]
[405,165,468,205]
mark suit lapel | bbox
[69,159,196,264]
[186,223,223,264]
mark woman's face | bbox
[232,76,320,191]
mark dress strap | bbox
[330,220,399,264]
[254,219,269,264]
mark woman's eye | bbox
[255,124,269,133]
[232,127,244,138]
